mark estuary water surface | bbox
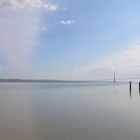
[0,82,140,140]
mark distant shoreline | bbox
[0,79,114,83]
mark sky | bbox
[1,0,140,80]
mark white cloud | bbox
[26,41,140,81]
[40,26,47,31]
[85,41,140,80]
[101,44,140,78]
[0,0,57,11]
[0,9,40,78]
[44,41,140,81]
[0,0,57,79]
[59,20,75,25]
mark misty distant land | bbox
[0,79,78,83]
[0,79,113,83]
[0,79,89,83]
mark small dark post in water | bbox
[130,81,132,92]
[130,81,132,98]
[139,82,140,93]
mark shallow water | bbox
[0,82,140,140]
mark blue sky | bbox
[1,0,140,80]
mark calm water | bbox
[0,82,140,140]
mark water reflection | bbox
[1,83,140,140]
[139,82,140,94]
[129,88,132,99]
[127,82,140,99]
[113,84,116,94]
